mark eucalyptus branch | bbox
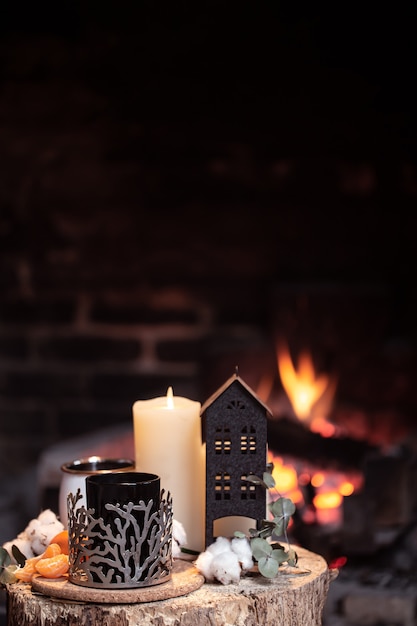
[235,464,298,578]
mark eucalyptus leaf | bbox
[250,537,272,560]
[272,518,286,537]
[234,531,246,539]
[0,548,11,568]
[249,526,271,540]
[259,525,276,539]
[258,556,279,578]
[244,474,264,485]
[244,474,269,489]
[287,548,298,566]
[271,548,289,565]
[0,564,18,585]
[262,471,276,489]
[229,463,299,581]
[269,497,296,519]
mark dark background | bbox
[2,1,416,156]
[0,1,416,543]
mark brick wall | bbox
[1,5,417,539]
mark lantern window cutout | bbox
[240,475,257,500]
[215,473,231,500]
[201,371,272,548]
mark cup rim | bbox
[61,456,135,474]
[86,471,160,487]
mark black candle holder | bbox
[67,480,173,589]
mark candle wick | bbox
[167,386,174,409]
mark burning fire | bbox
[264,341,362,527]
[276,340,337,434]
[268,451,361,527]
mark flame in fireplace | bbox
[264,343,362,527]
[276,341,337,434]
[268,451,361,527]
[270,455,303,504]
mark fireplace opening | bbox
[261,335,417,564]
[201,283,417,623]
[203,328,416,623]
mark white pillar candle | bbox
[133,388,205,553]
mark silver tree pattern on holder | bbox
[67,489,173,588]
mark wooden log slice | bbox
[7,546,335,626]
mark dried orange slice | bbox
[42,543,62,558]
[35,553,69,578]
[15,557,39,582]
[49,530,69,555]
[15,543,63,582]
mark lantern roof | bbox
[200,371,273,417]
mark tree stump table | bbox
[6,547,335,626]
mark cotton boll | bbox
[2,535,35,562]
[172,520,187,549]
[2,509,65,561]
[206,536,231,556]
[211,550,241,585]
[172,540,181,559]
[37,509,61,525]
[25,519,44,554]
[171,519,188,559]
[195,550,215,581]
[25,510,64,554]
[231,536,254,571]
[195,537,244,585]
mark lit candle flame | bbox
[166,386,174,409]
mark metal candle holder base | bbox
[67,489,173,589]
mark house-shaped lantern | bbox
[201,371,272,548]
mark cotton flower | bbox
[24,509,64,555]
[172,519,188,558]
[195,550,215,580]
[211,549,241,585]
[207,536,232,556]
[195,536,248,585]
[231,536,253,571]
[2,509,64,561]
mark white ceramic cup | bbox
[59,456,135,528]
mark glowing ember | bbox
[269,453,303,504]
[309,416,336,438]
[268,450,363,528]
[313,491,343,510]
[339,481,355,497]
[311,472,325,488]
[328,555,347,569]
[314,491,343,525]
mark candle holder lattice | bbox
[67,489,173,589]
